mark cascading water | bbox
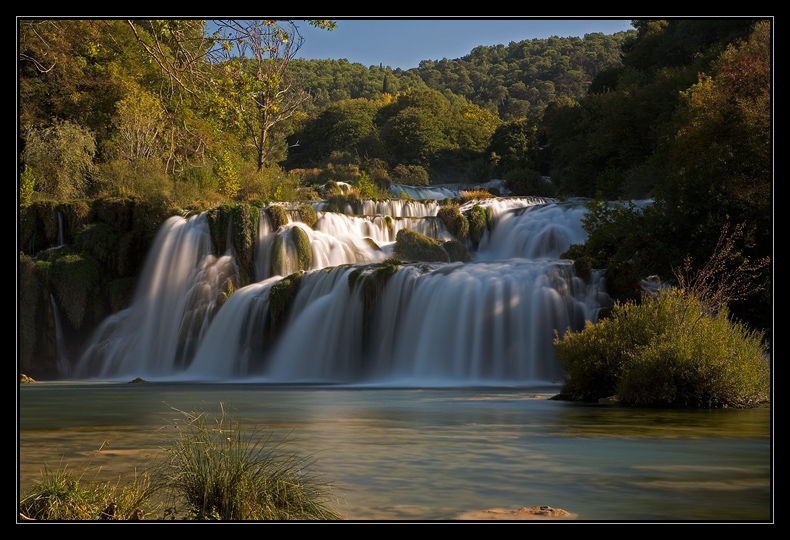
[75,189,610,385]
[74,213,238,379]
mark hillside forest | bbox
[18,19,772,376]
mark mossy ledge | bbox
[348,258,403,354]
[18,197,177,378]
[393,229,470,263]
[267,271,304,339]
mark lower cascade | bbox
[73,193,610,385]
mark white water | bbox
[74,214,238,378]
[75,195,609,384]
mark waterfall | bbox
[75,194,610,385]
[74,213,238,379]
[50,294,70,378]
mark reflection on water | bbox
[18,383,771,521]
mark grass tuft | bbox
[152,403,343,520]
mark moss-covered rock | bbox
[291,226,313,271]
[204,203,257,286]
[393,229,470,263]
[267,271,303,338]
[266,205,289,231]
[48,250,101,331]
[325,191,361,214]
[394,229,447,262]
[74,222,119,268]
[296,204,318,228]
[465,204,489,247]
[437,204,469,241]
[443,239,472,263]
[348,259,403,353]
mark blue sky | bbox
[294,18,636,70]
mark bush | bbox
[153,404,342,520]
[554,288,770,408]
[20,164,35,204]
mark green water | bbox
[18,382,772,521]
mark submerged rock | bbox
[456,505,575,520]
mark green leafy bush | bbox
[554,288,770,408]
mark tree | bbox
[21,119,96,199]
[380,106,450,167]
[210,21,321,169]
[126,19,336,170]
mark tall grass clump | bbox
[19,442,153,521]
[153,404,342,520]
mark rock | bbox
[456,505,576,520]
[19,374,36,384]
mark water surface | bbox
[18,382,771,521]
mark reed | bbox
[152,403,343,520]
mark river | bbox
[18,382,772,521]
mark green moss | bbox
[442,239,471,263]
[268,271,303,337]
[465,204,488,246]
[364,237,381,251]
[296,205,317,228]
[291,226,313,271]
[48,250,101,330]
[325,191,360,214]
[74,222,118,267]
[394,229,470,263]
[59,200,91,240]
[347,259,403,352]
[437,204,469,241]
[394,229,447,262]
[266,205,289,230]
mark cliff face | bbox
[18,197,176,379]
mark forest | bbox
[18,18,772,376]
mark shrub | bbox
[356,171,377,199]
[216,151,241,200]
[153,404,342,520]
[458,190,493,203]
[20,164,35,204]
[554,288,770,408]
